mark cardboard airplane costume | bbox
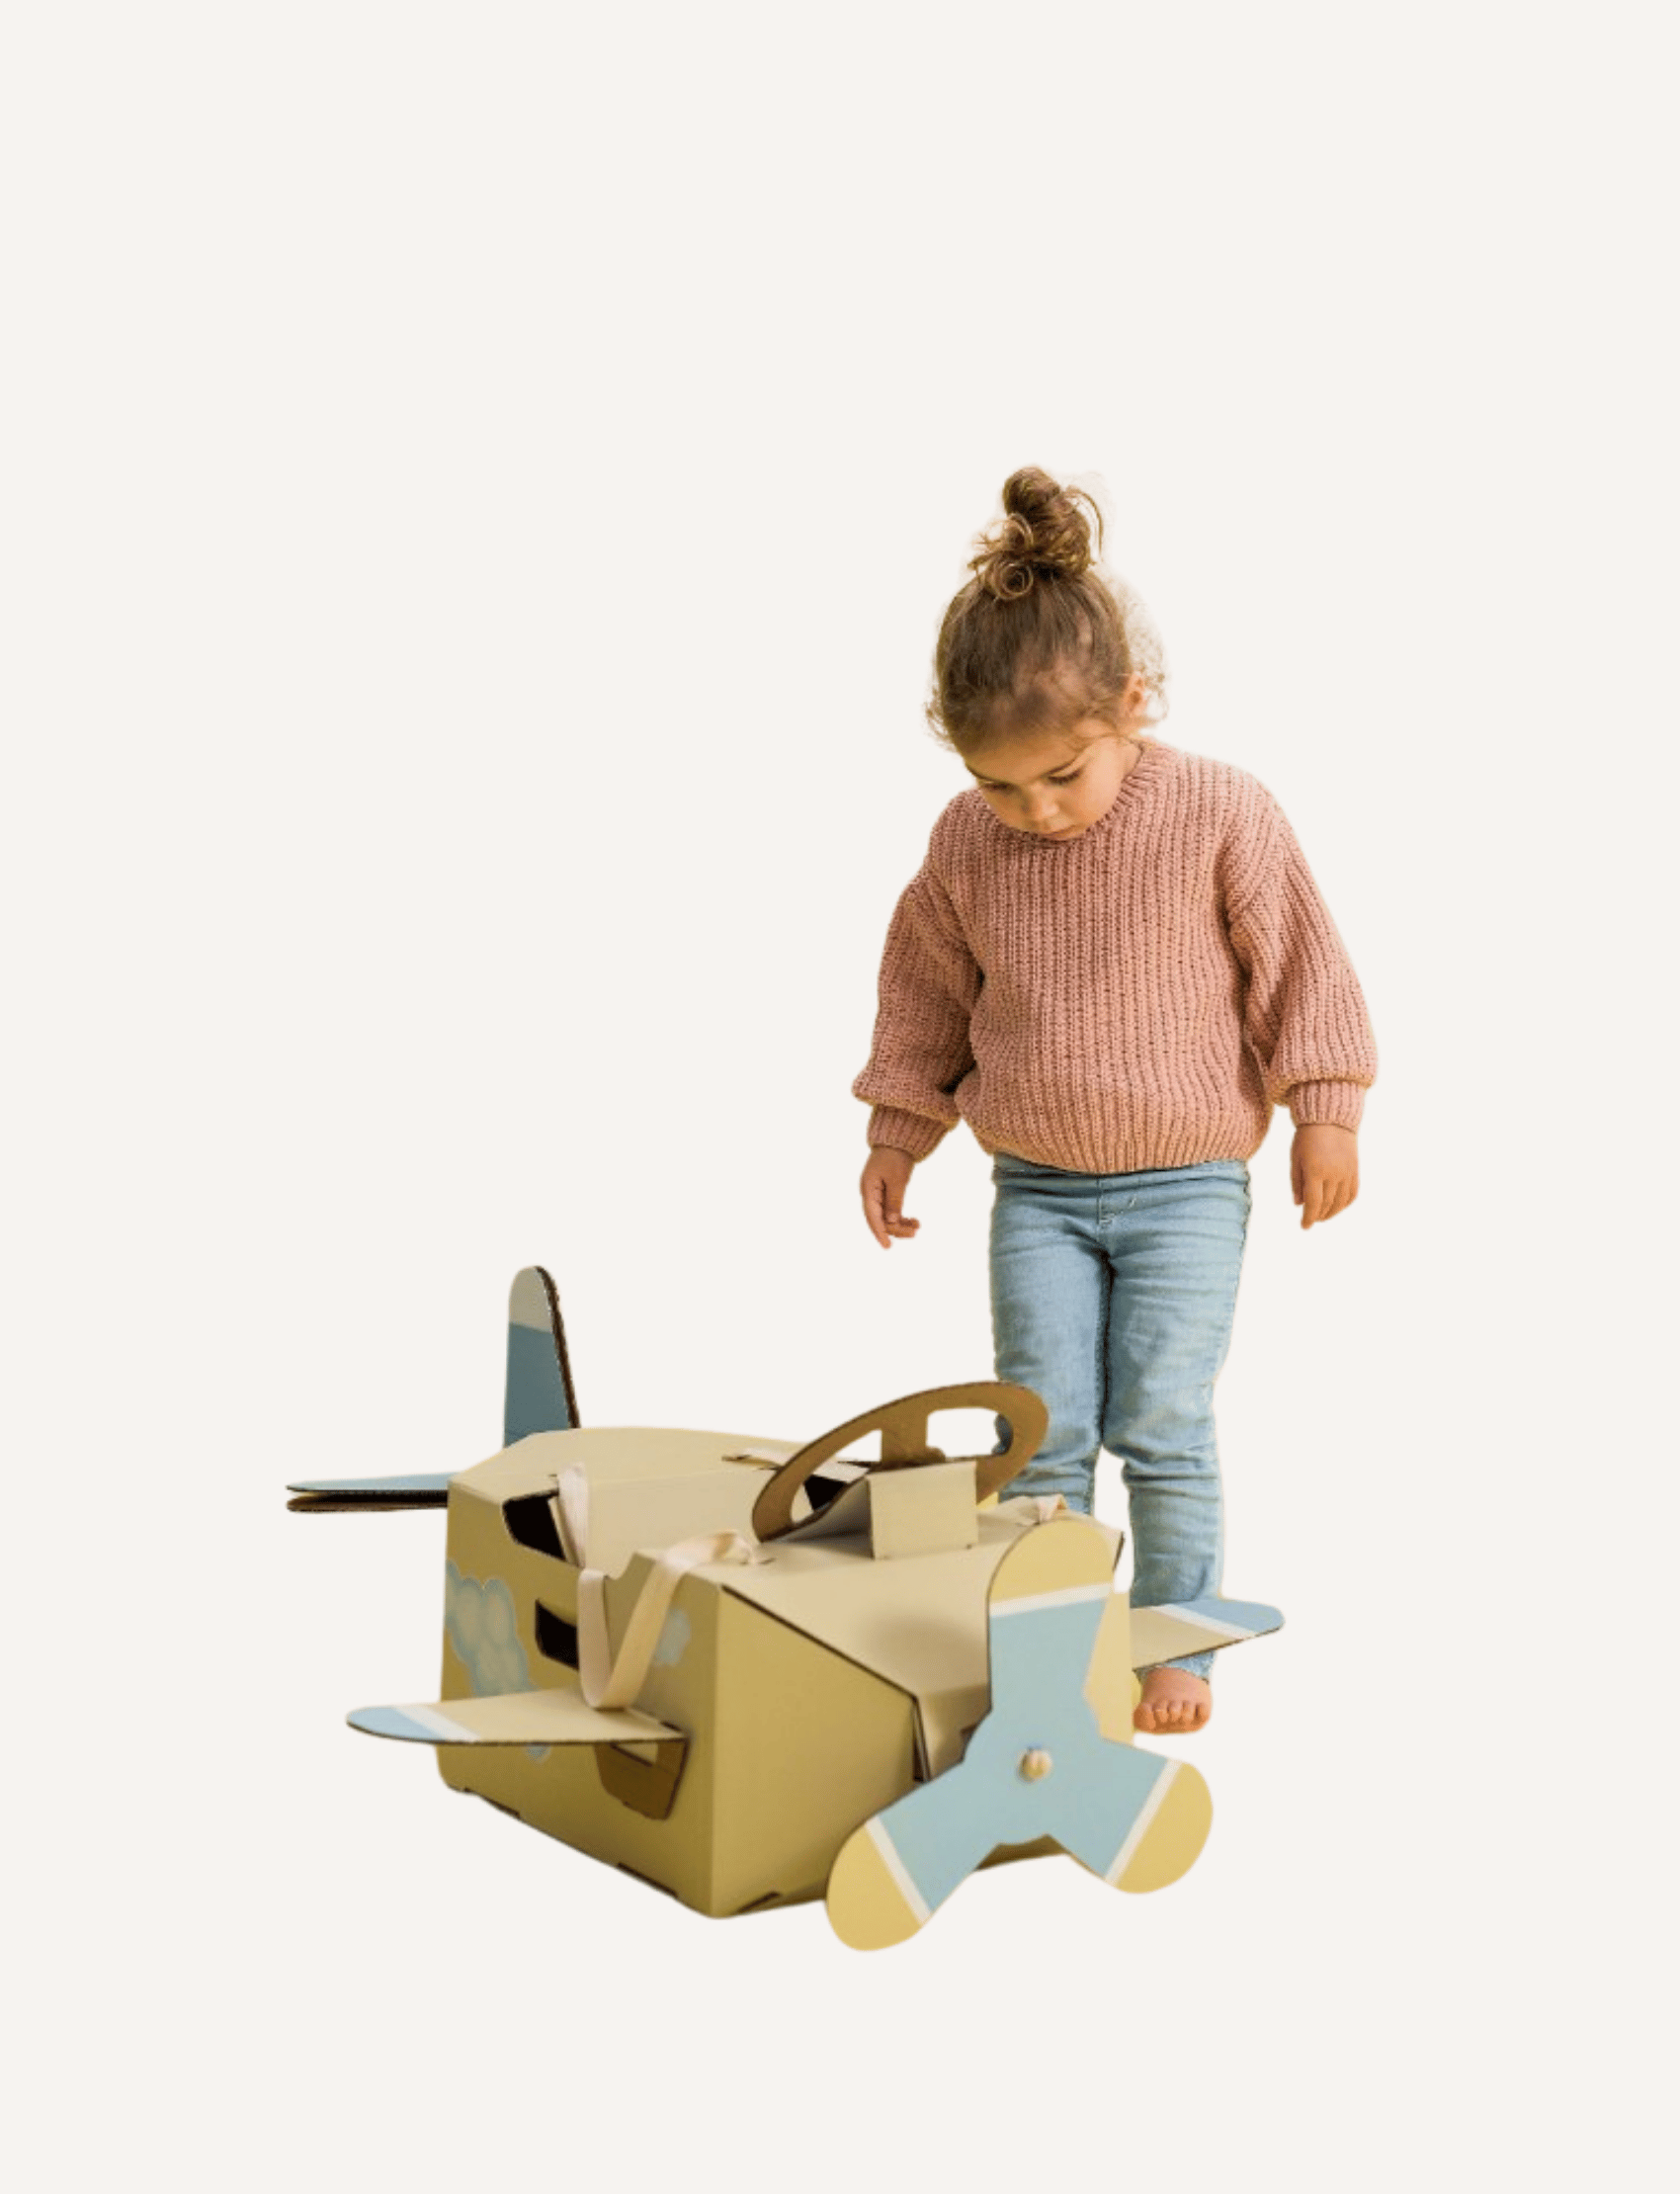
[291,1267,1282,1947]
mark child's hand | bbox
[861,1148,921,1248]
[1291,1123,1359,1228]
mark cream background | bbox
[5,7,1670,2191]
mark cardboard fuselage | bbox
[436,1428,1137,1917]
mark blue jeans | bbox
[989,1154,1252,1681]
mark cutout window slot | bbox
[731,1890,785,1914]
[535,1602,580,1669]
[597,1739,686,1821]
[503,1492,566,1560]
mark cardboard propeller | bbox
[825,1515,1213,1950]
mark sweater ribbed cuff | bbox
[1287,1079,1367,1132]
[866,1105,950,1161]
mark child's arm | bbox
[1222,787,1377,1227]
[853,864,982,1244]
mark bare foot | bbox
[1134,1666,1212,1734]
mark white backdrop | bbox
[6,6,1673,2190]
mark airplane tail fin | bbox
[505,1265,579,1445]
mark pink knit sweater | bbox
[854,738,1377,1173]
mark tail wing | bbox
[287,1474,452,1512]
[505,1265,579,1445]
[289,1264,579,1511]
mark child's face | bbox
[965,719,1140,841]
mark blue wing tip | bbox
[348,1706,437,1742]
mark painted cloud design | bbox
[445,1561,533,1698]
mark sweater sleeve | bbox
[852,863,982,1159]
[1222,787,1378,1131]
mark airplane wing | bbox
[348,1689,681,1746]
[1128,1595,1283,1669]
[287,1474,454,1512]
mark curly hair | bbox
[927,466,1171,756]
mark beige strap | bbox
[999,1493,1070,1524]
[578,1531,764,1710]
[551,1465,590,1564]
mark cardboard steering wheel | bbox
[751,1381,1049,1542]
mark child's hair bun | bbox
[928,464,1171,754]
[969,466,1100,600]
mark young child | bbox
[853,466,1377,1734]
